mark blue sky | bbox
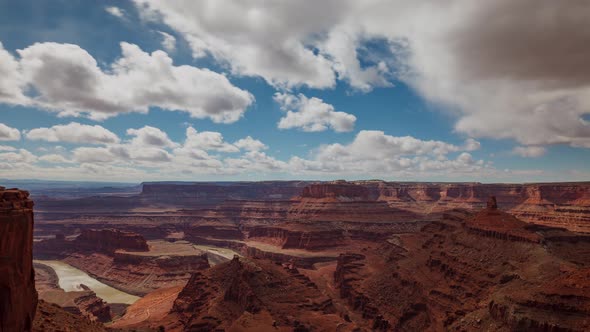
[0,0,588,182]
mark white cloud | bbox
[183,127,239,153]
[288,130,486,175]
[72,147,117,163]
[127,126,176,147]
[133,0,590,150]
[26,122,119,144]
[0,123,21,141]
[0,145,16,151]
[234,136,267,151]
[39,154,73,163]
[131,147,172,162]
[133,0,339,89]
[158,31,176,52]
[463,138,481,152]
[105,6,125,18]
[0,42,27,104]
[0,149,36,163]
[8,41,253,122]
[512,146,547,158]
[274,93,356,132]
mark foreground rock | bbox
[33,300,106,332]
[0,187,37,332]
[164,256,350,331]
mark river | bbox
[34,260,140,304]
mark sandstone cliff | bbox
[0,187,38,332]
[34,228,149,257]
[297,181,590,231]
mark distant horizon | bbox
[3,178,590,187]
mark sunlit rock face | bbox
[0,187,37,332]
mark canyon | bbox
[2,180,590,331]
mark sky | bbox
[0,0,589,183]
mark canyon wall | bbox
[0,187,38,332]
[34,228,149,258]
[34,181,590,232]
[76,229,149,253]
[297,181,590,231]
[330,202,590,331]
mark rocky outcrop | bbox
[245,226,345,250]
[301,182,370,200]
[465,197,542,243]
[62,251,209,296]
[0,187,37,332]
[487,267,590,331]
[139,181,308,208]
[334,253,391,331]
[33,300,107,332]
[76,229,149,253]
[242,246,337,269]
[294,181,590,231]
[169,256,348,331]
[184,225,243,241]
[329,210,590,331]
[34,228,149,258]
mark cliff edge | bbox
[0,187,38,332]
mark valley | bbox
[2,181,590,331]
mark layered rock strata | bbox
[0,187,38,332]
[332,202,590,331]
[168,256,350,331]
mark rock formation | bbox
[167,256,350,331]
[0,187,38,332]
[33,300,106,332]
[34,181,590,232]
[330,204,590,331]
[76,229,149,253]
[34,228,149,258]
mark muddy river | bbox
[35,260,140,304]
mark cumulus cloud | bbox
[105,6,126,18]
[274,93,356,132]
[512,146,547,158]
[134,0,590,150]
[73,147,117,163]
[0,123,21,141]
[183,127,239,153]
[0,123,557,181]
[0,149,36,163]
[234,136,267,152]
[289,130,486,175]
[26,122,119,144]
[39,154,73,163]
[0,43,27,104]
[0,145,16,151]
[127,126,176,148]
[0,41,253,122]
[133,0,341,89]
[158,31,176,52]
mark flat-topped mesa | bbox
[0,187,37,332]
[300,182,372,201]
[76,229,149,253]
